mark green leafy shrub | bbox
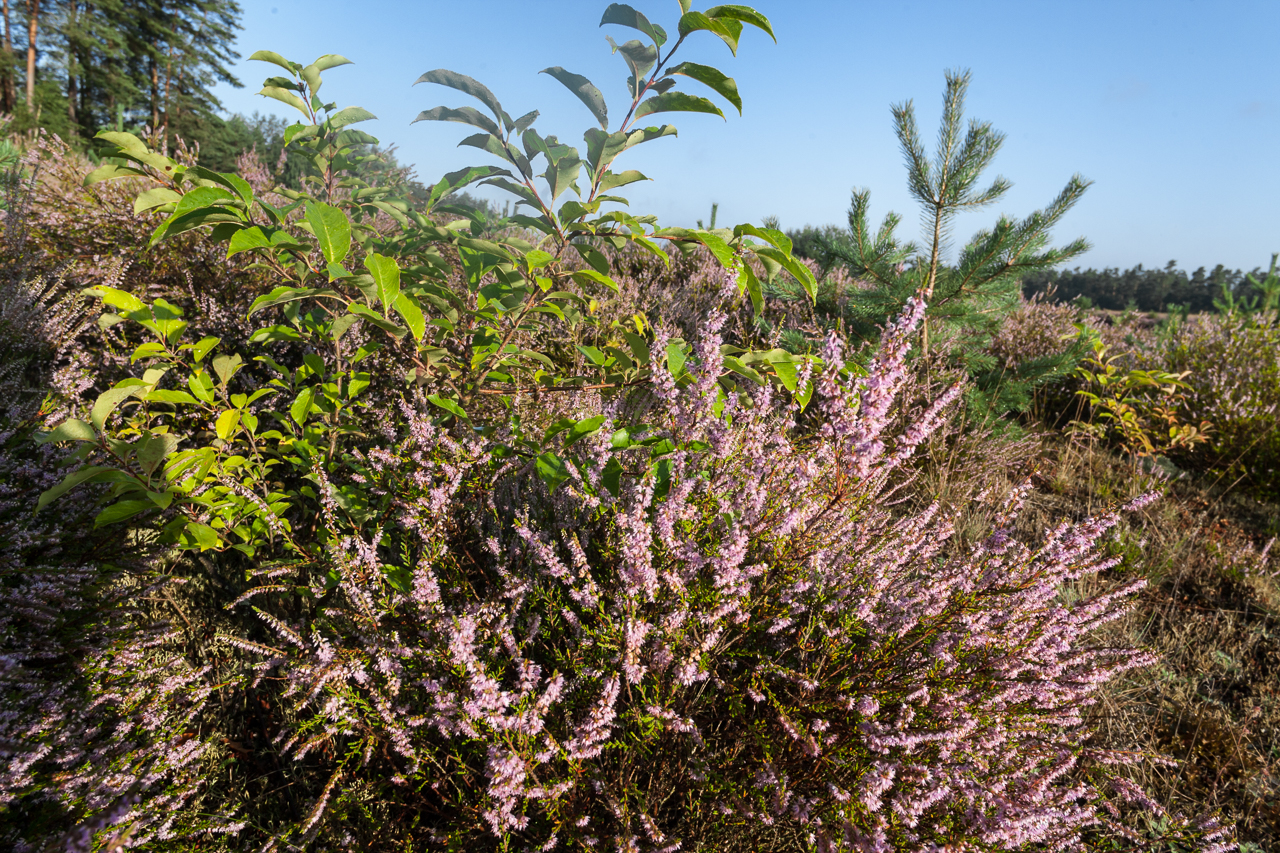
[1067,332,1212,460]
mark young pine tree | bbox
[815,70,1092,420]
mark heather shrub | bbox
[0,3,1241,850]
[1156,310,1280,493]
[26,282,1235,850]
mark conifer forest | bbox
[0,2,1276,851]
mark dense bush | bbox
[1157,311,1280,493]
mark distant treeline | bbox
[1021,261,1269,313]
[788,224,1269,314]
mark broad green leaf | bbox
[349,303,408,338]
[605,38,658,95]
[734,223,792,254]
[150,208,243,247]
[768,353,799,391]
[543,416,578,442]
[564,415,607,447]
[525,249,554,270]
[37,418,96,444]
[335,128,379,148]
[634,92,724,121]
[427,394,469,421]
[328,106,376,129]
[795,373,815,410]
[755,246,817,301]
[667,62,741,114]
[136,431,179,475]
[598,169,648,193]
[185,166,254,204]
[480,177,540,209]
[91,386,139,430]
[260,85,311,119]
[458,132,531,175]
[539,67,608,130]
[179,521,221,551]
[574,243,611,275]
[212,353,244,386]
[425,164,514,211]
[37,465,117,511]
[583,128,629,172]
[248,286,320,318]
[330,313,360,341]
[227,225,273,257]
[84,164,147,185]
[215,409,241,440]
[535,451,571,492]
[173,185,235,217]
[412,105,501,137]
[133,187,182,214]
[623,124,678,152]
[666,340,687,378]
[623,330,650,365]
[305,201,351,265]
[146,389,200,405]
[599,3,668,46]
[723,355,764,384]
[741,261,764,314]
[558,200,597,222]
[576,345,607,365]
[95,498,152,527]
[677,11,741,54]
[189,336,220,362]
[513,109,540,133]
[95,130,149,157]
[706,4,776,41]
[290,388,314,426]
[130,341,167,362]
[393,293,425,341]
[249,50,295,73]
[248,325,304,343]
[87,285,145,313]
[571,269,618,292]
[96,494,154,522]
[363,253,401,314]
[685,229,735,267]
[300,63,323,96]
[311,54,353,72]
[186,370,216,404]
[544,154,582,202]
[602,456,624,496]
[415,69,506,125]
[263,75,301,92]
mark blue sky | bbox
[212,0,1280,273]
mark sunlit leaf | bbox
[540,67,608,130]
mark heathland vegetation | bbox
[0,3,1276,851]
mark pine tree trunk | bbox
[64,0,75,127]
[162,47,171,135]
[24,0,37,113]
[1,0,13,113]
[149,56,158,130]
